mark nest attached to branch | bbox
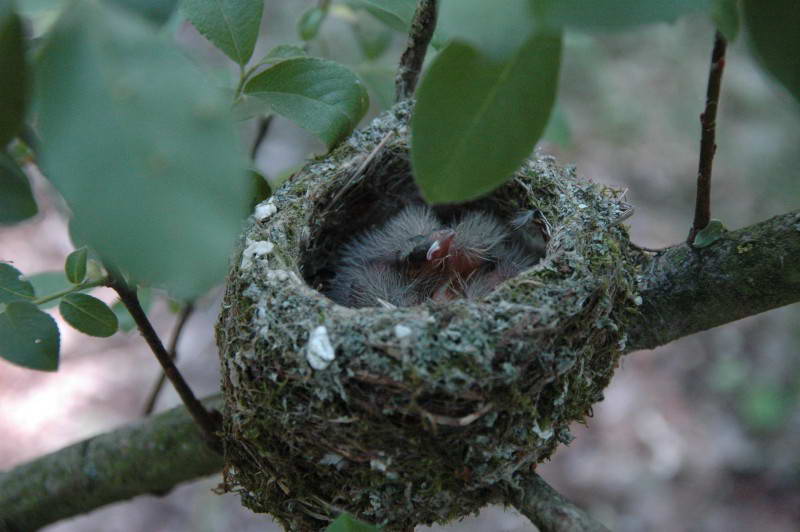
[216,102,642,531]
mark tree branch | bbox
[688,31,727,245]
[142,302,195,416]
[0,397,223,532]
[107,272,221,450]
[628,209,800,352]
[395,0,438,101]
[3,213,798,528]
[508,474,610,532]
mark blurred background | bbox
[1,2,798,531]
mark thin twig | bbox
[328,130,394,207]
[250,115,273,161]
[142,303,195,415]
[688,31,727,245]
[106,271,221,451]
[509,474,610,532]
[395,0,438,101]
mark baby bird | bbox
[327,205,540,308]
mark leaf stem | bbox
[688,31,727,245]
[32,278,107,306]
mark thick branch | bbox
[509,474,610,532]
[395,0,438,101]
[688,31,727,244]
[628,210,800,352]
[0,397,223,532]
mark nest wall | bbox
[216,103,643,531]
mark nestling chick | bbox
[327,205,542,308]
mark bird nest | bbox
[216,102,642,531]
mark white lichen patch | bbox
[254,200,277,222]
[394,324,412,339]
[240,240,274,270]
[306,325,335,370]
[267,269,289,281]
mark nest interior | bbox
[216,103,643,531]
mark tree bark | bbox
[509,474,610,532]
[0,397,223,532]
[626,209,800,352]
[1,211,798,529]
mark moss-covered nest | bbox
[216,102,642,531]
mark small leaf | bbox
[297,6,327,41]
[182,0,263,65]
[112,287,152,332]
[711,0,740,42]
[351,17,393,60]
[542,103,571,147]
[350,0,416,32]
[259,43,308,64]
[0,1,27,147]
[59,293,118,337]
[0,301,60,371]
[411,32,562,203]
[36,2,252,299]
[0,151,38,224]
[244,57,369,148]
[27,271,73,309]
[107,0,179,25]
[693,219,726,248]
[538,0,711,31]
[326,513,381,532]
[742,0,800,103]
[0,262,34,303]
[64,247,88,284]
[250,169,272,207]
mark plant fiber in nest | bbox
[216,103,642,531]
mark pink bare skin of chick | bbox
[327,206,538,308]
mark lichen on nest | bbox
[216,102,643,531]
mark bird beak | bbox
[426,230,456,261]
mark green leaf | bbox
[326,513,380,532]
[243,57,369,148]
[711,0,740,42]
[350,0,416,32]
[0,1,27,148]
[542,103,571,147]
[439,0,538,60]
[27,271,73,309]
[411,32,562,203]
[0,151,37,224]
[64,247,88,284]
[182,0,263,65]
[112,286,152,332]
[107,0,179,25]
[355,64,394,109]
[742,0,800,103]
[351,16,393,60]
[35,2,252,299]
[538,0,711,31]
[250,169,271,207]
[0,262,34,303]
[693,219,726,248]
[297,6,327,41]
[259,43,308,64]
[59,293,118,337]
[0,301,60,371]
